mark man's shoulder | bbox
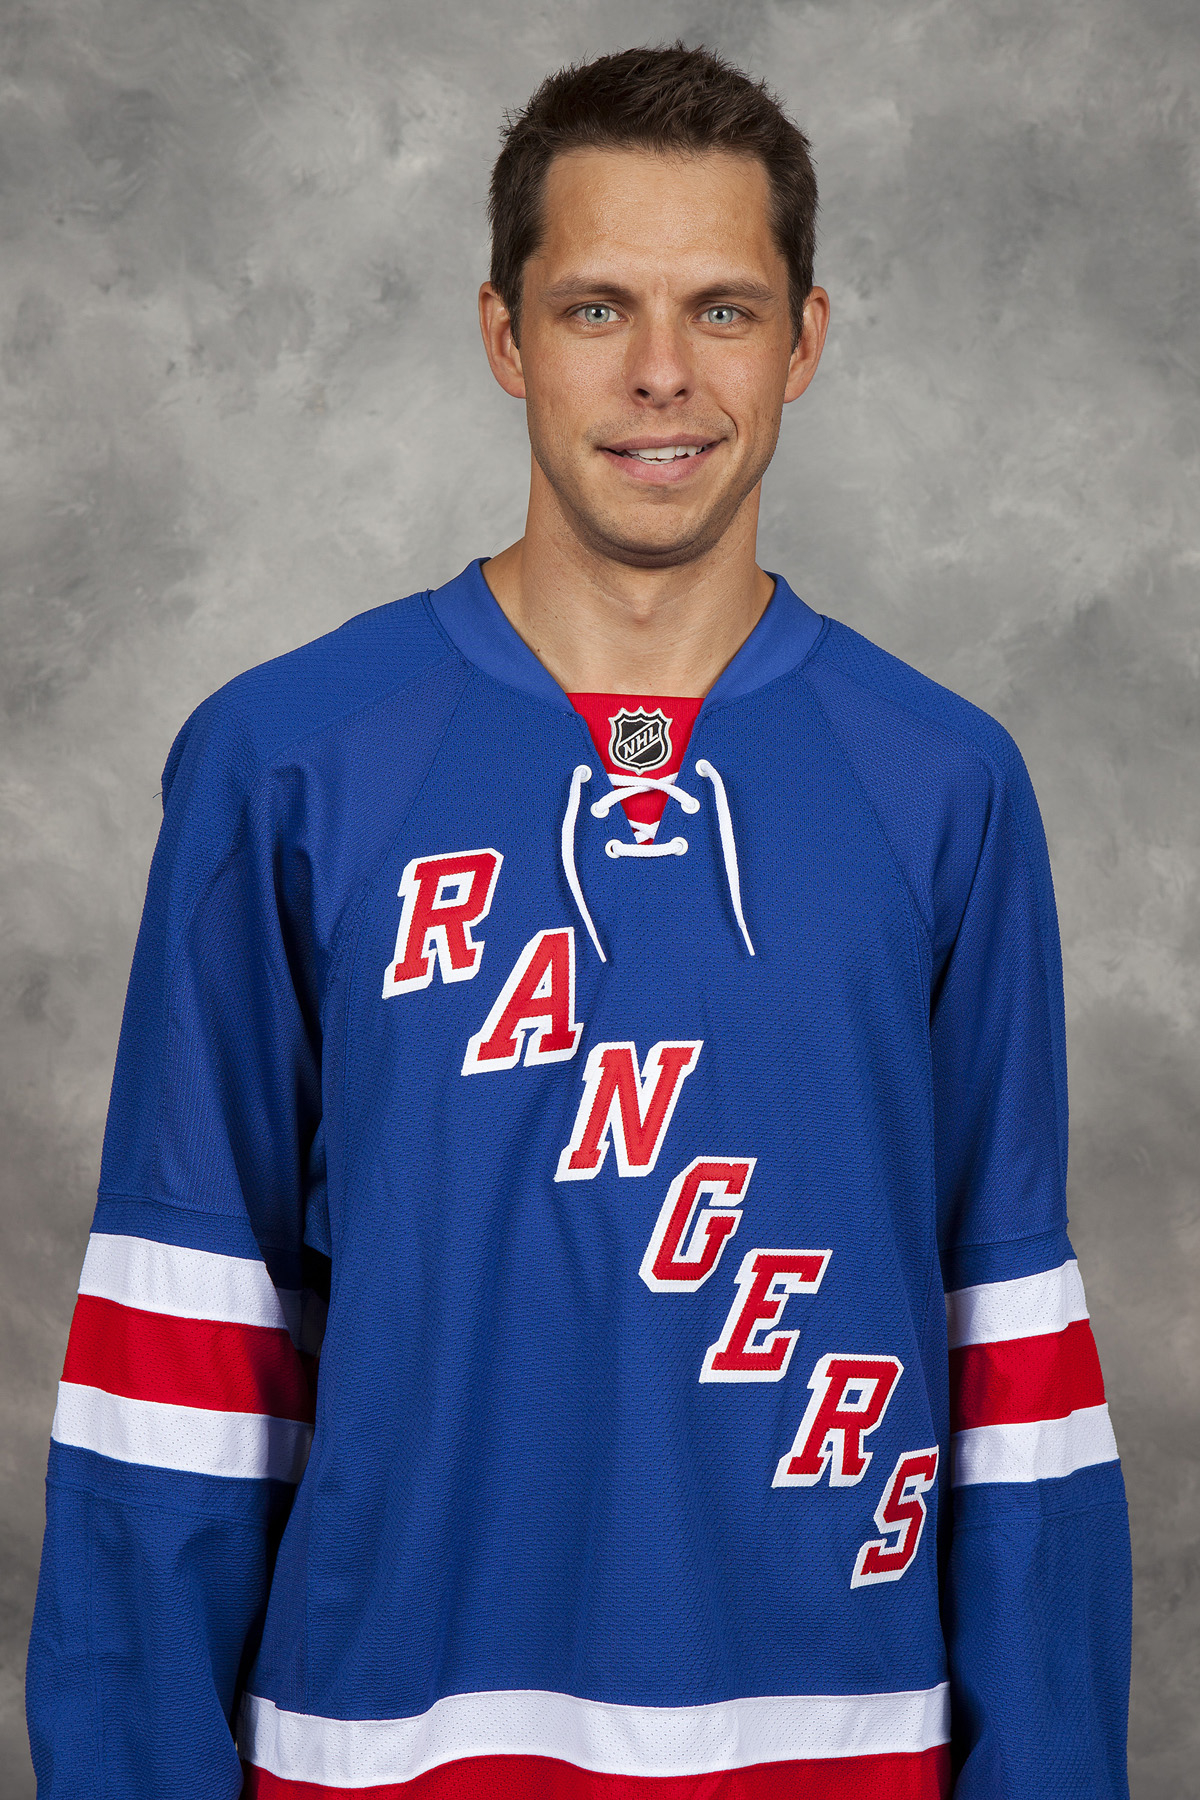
[207,585,463,758]
[799,614,1050,942]
[167,584,468,796]
[804,613,1029,797]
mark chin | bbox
[581,496,745,569]
[566,480,723,559]
[583,518,723,569]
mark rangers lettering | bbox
[382,849,502,998]
[555,1040,701,1181]
[773,1353,903,1488]
[700,1248,830,1382]
[462,928,583,1073]
[851,1447,939,1588]
[639,1158,755,1293]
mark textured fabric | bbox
[27,561,1130,1797]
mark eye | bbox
[576,304,619,324]
[701,305,741,326]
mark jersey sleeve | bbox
[26,696,325,1797]
[931,741,1132,1798]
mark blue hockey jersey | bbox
[27,561,1131,1798]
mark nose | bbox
[625,313,693,407]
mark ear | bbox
[783,285,830,405]
[479,282,526,399]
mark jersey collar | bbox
[426,558,825,714]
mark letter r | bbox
[382,849,503,996]
[773,1353,903,1488]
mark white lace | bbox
[591,774,699,860]
[561,760,756,961]
[695,759,755,957]
[562,766,607,963]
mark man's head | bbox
[479,45,829,573]
[489,45,819,349]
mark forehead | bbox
[532,147,781,283]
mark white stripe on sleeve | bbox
[945,1259,1088,1350]
[952,1403,1118,1487]
[79,1233,292,1332]
[51,1381,312,1483]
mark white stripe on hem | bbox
[945,1259,1088,1349]
[51,1381,311,1483]
[238,1682,951,1786]
[952,1403,1118,1486]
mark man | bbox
[27,43,1131,1798]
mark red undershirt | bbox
[568,693,703,837]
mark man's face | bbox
[489,147,823,569]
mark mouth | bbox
[614,442,715,463]
[598,437,721,483]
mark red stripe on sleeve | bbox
[950,1318,1106,1431]
[62,1294,315,1423]
[243,1744,951,1799]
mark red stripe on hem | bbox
[242,1746,951,1800]
[62,1294,314,1422]
[951,1319,1105,1431]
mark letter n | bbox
[555,1040,701,1181]
[462,929,583,1073]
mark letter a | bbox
[555,1040,701,1181]
[462,929,583,1073]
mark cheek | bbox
[525,338,625,430]
[703,348,789,429]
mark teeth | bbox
[625,445,706,461]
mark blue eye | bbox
[703,306,739,325]
[579,304,618,324]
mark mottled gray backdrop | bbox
[2,0,1197,1793]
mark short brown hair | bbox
[489,43,818,344]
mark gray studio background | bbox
[2,0,1197,1793]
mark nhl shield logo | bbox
[608,706,673,773]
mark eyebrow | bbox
[541,276,780,307]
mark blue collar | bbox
[426,558,824,713]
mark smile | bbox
[617,444,714,462]
[598,439,721,482]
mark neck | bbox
[481,470,774,698]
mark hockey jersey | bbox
[26,560,1132,1798]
